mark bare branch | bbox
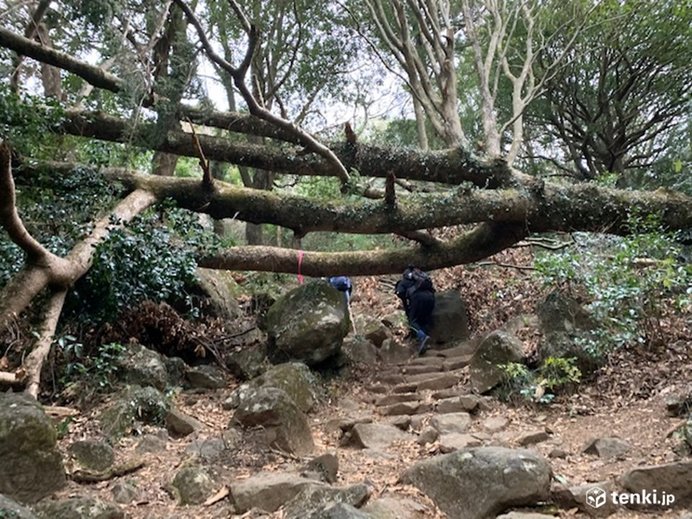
[172,0,351,184]
[199,223,527,276]
[23,289,67,398]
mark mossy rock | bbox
[265,281,349,366]
[0,393,66,503]
[99,386,170,439]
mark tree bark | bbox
[18,160,692,239]
[55,109,511,187]
[198,222,527,276]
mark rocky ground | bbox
[42,343,689,519]
[1,253,690,519]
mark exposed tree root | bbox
[70,459,146,484]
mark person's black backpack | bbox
[404,267,434,294]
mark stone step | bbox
[391,372,463,394]
[375,393,421,407]
[398,363,446,376]
[378,401,433,416]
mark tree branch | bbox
[23,289,67,398]
[198,222,527,276]
[171,0,351,184]
[54,109,508,187]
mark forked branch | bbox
[171,0,351,184]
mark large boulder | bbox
[191,268,242,321]
[231,387,314,455]
[265,281,350,366]
[400,447,551,519]
[226,362,319,413]
[469,330,524,394]
[0,393,66,503]
[430,291,470,345]
[619,460,692,508]
[537,291,602,374]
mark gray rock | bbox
[185,437,228,463]
[230,472,322,513]
[193,268,242,321]
[458,394,483,413]
[171,465,215,505]
[117,341,168,390]
[162,356,187,387]
[225,341,268,381]
[68,439,115,472]
[165,407,204,437]
[548,448,568,459]
[555,480,619,517]
[265,281,350,365]
[378,339,413,364]
[436,397,471,414]
[537,290,595,335]
[438,433,482,453]
[231,387,314,455]
[363,495,431,518]
[185,364,227,389]
[516,430,550,447]
[619,460,692,507]
[360,319,390,348]
[416,427,439,445]
[227,362,319,413]
[282,483,372,519]
[302,453,339,484]
[401,447,551,519]
[469,331,524,394]
[430,413,471,434]
[99,385,170,439]
[484,416,510,432]
[111,481,140,504]
[135,434,167,453]
[583,437,631,459]
[537,291,602,374]
[314,502,371,518]
[389,415,412,431]
[0,393,66,503]
[34,497,124,519]
[429,291,470,344]
[342,335,380,365]
[344,423,410,450]
[665,390,692,417]
[0,494,38,519]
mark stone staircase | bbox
[338,342,501,454]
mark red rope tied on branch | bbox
[296,250,305,284]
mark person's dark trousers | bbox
[409,290,435,339]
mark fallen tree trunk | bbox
[198,222,528,276]
[56,109,507,187]
[18,162,692,237]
